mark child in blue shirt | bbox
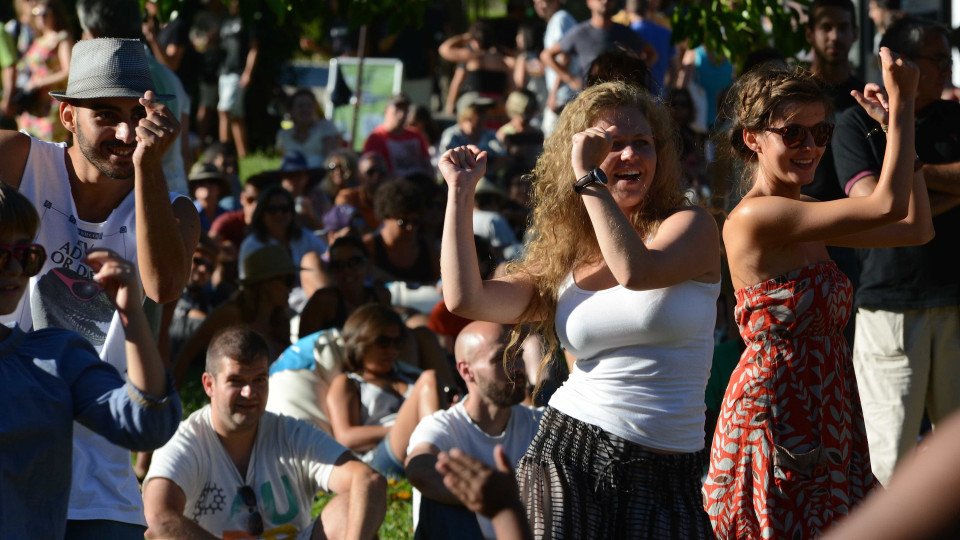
[0,183,182,540]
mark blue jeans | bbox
[415,497,485,540]
[65,519,146,539]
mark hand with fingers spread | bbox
[84,249,142,322]
[436,445,520,518]
[134,90,181,169]
[852,48,919,126]
[439,145,488,192]
[571,126,612,178]
[851,82,891,126]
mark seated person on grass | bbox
[144,325,386,540]
[406,321,542,540]
[327,304,448,479]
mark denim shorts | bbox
[366,431,405,479]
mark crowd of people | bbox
[1,0,960,539]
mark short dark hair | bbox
[585,47,651,90]
[288,88,324,119]
[880,16,949,56]
[330,235,369,259]
[251,184,302,241]
[205,326,270,376]
[77,0,142,39]
[342,304,405,373]
[0,183,40,239]
[205,141,237,159]
[469,21,493,49]
[872,0,901,10]
[373,178,425,220]
[807,0,857,31]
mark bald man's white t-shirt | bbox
[408,396,543,539]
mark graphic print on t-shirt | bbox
[192,477,302,539]
[29,199,131,347]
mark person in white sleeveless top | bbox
[439,81,721,539]
[0,38,200,539]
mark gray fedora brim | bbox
[50,89,176,102]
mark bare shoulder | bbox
[659,206,720,240]
[725,195,792,229]
[328,372,353,393]
[0,131,33,189]
[171,196,200,222]
[171,196,201,241]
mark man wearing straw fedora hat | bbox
[0,38,200,539]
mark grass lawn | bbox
[179,365,414,539]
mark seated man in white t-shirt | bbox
[143,326,386,540]
[405,321,543,540]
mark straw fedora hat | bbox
[50,38,174,102]
[188,162,230,198]
[239,245,301,286]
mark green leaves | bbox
[144,0,432,33]
[671,0,811,72]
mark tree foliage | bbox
[671,0,811,70]
[143,0,431,32]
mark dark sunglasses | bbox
[237,485,264,535]
[911,54,953,72]
[264,204,292,215]
[763,122,834,149]
[0,244,46,277]
[395,217,421,228]
[329,255,365,273]
[192,256,214,270]
[272,274,296,288]
[327,162,343,171]
[360,167,385,177]
[374,335,405,349]
[52,268,104,301]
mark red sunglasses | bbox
[0,244,46,277]
[763,122,834,149]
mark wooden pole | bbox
[349,24,368,149]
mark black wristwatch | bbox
[573,168,608,194]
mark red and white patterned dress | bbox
[703,260,878,539]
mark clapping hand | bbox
[436,445,520,518]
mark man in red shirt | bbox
[362,94,432,177]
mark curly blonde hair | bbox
[505,81,687,388]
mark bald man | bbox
[405,321,543,540]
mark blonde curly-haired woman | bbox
[439,81,721,539]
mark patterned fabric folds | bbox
[703,260,878,539]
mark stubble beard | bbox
[75,120,135,180]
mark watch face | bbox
[593,168,608,185]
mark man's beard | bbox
[75,121,136,180]
[478,373,527,408]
